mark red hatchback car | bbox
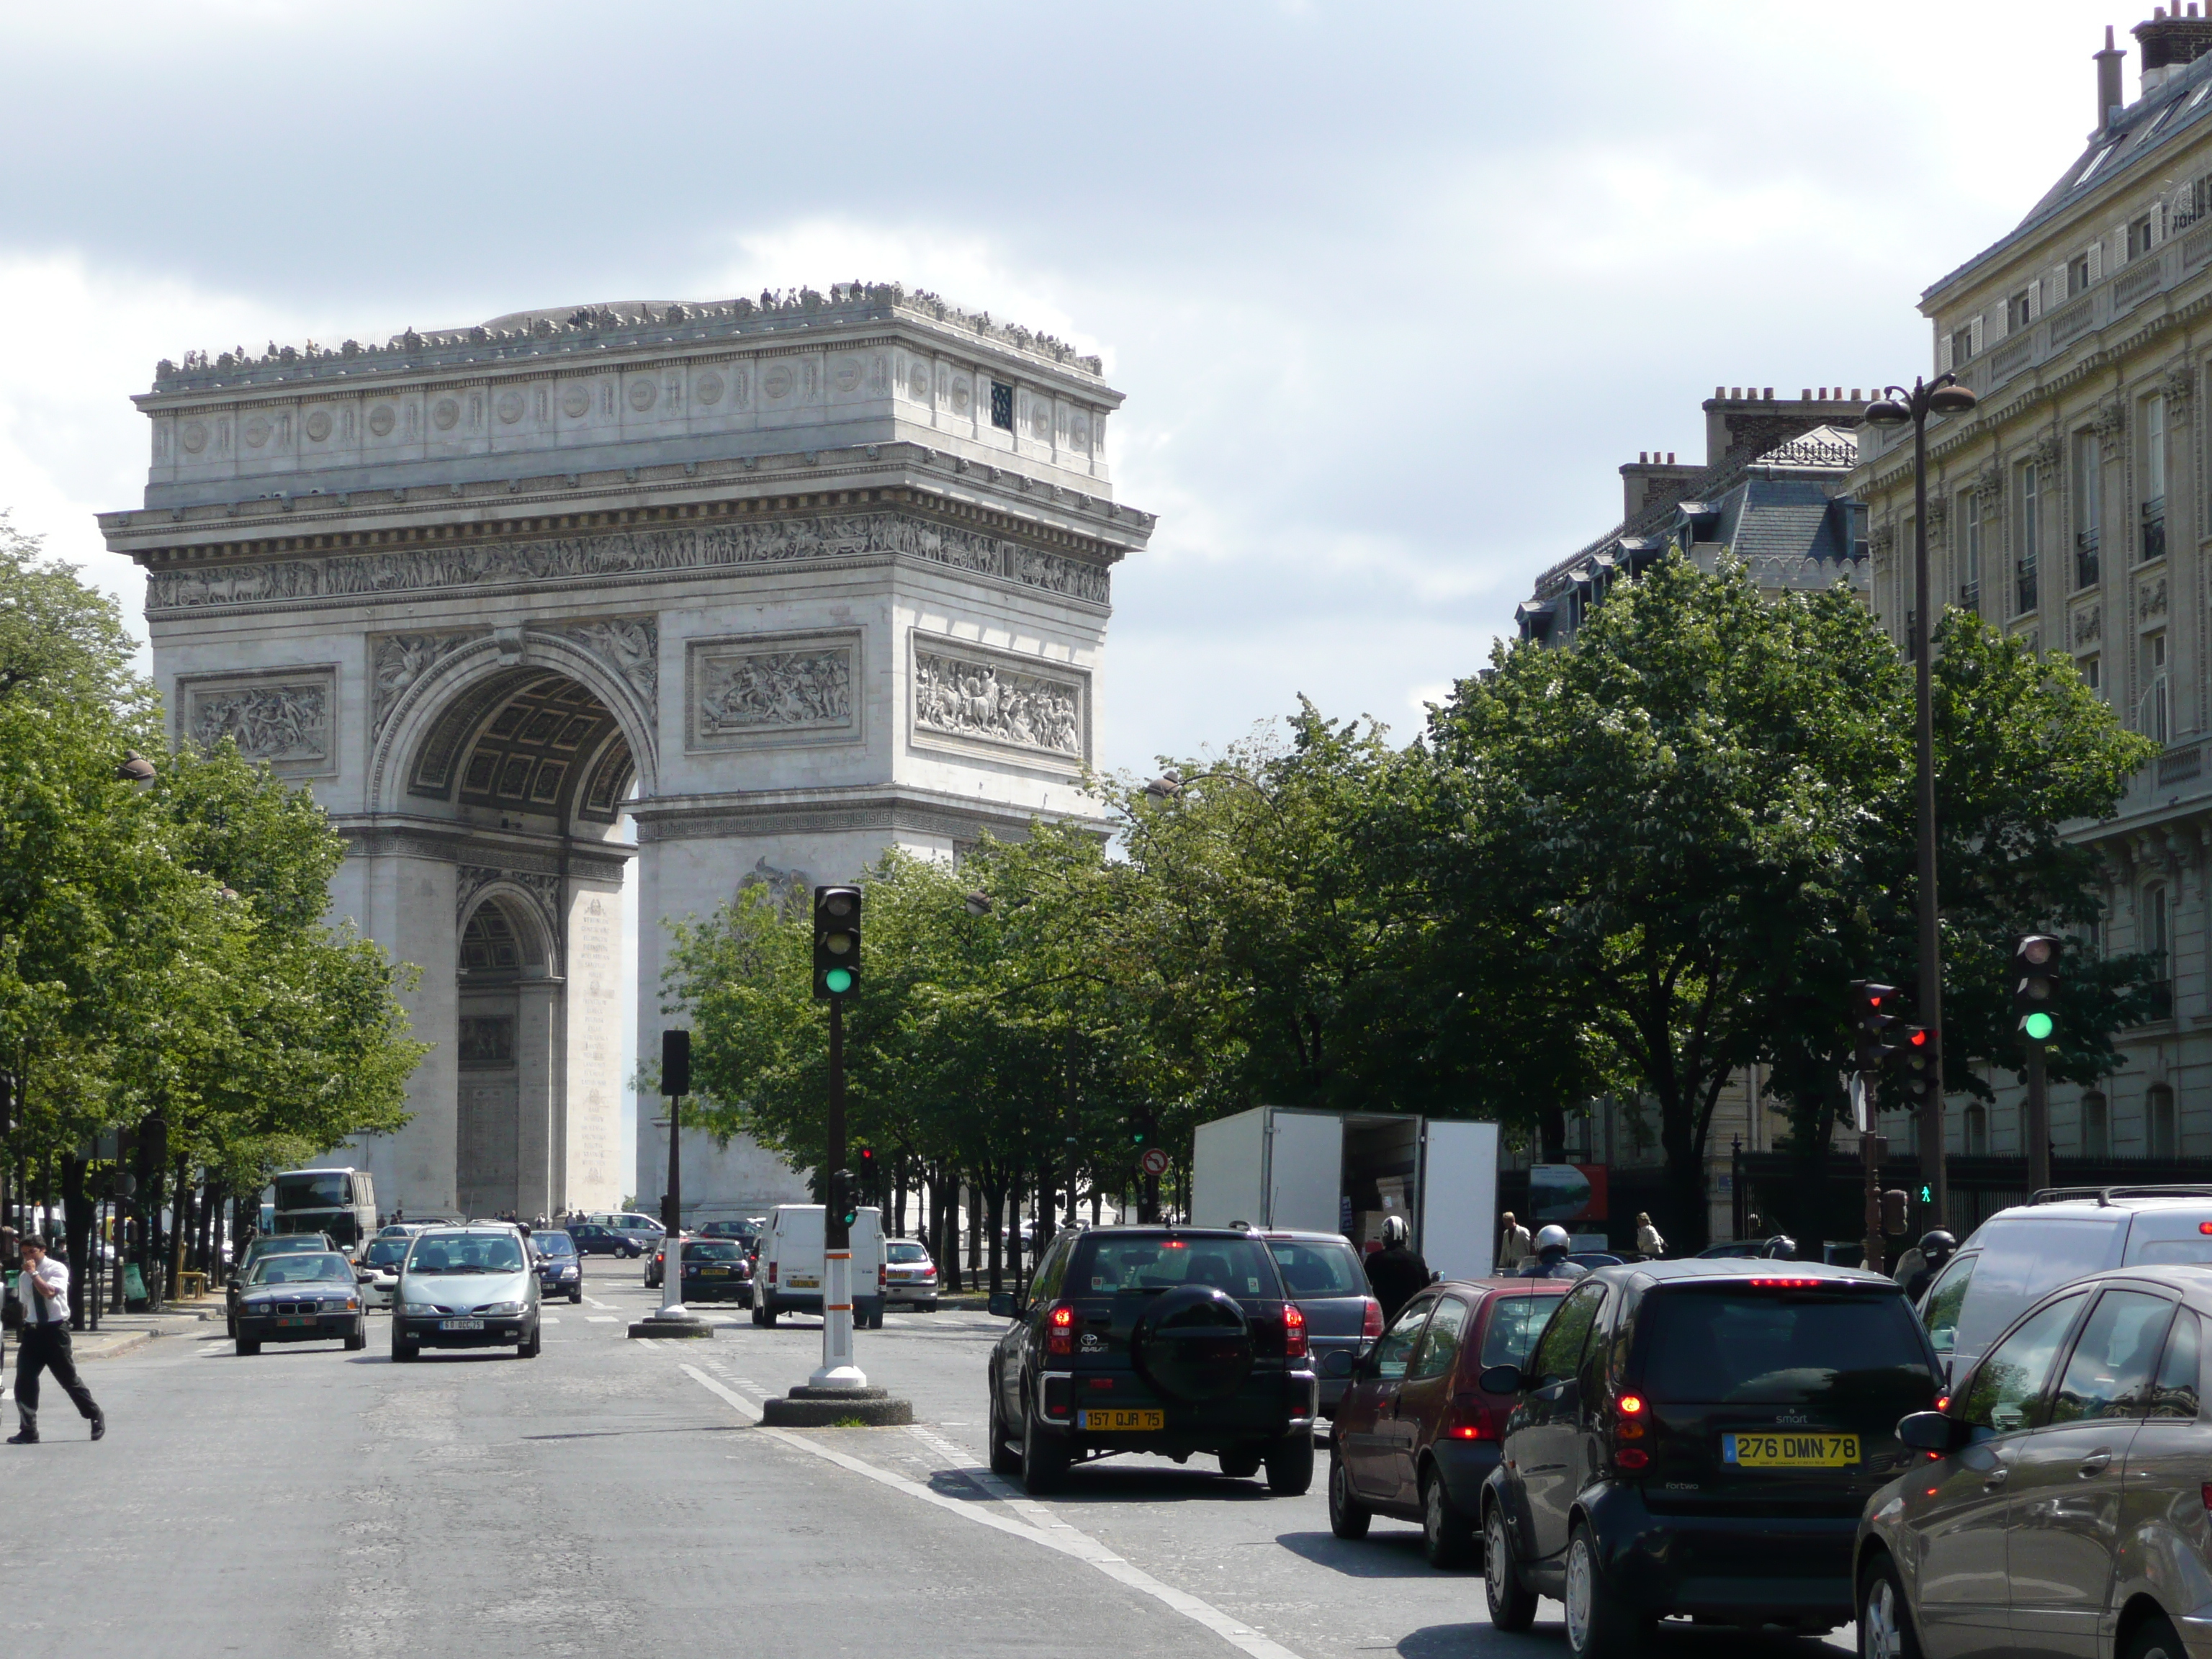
[1327,1277,1573,1567]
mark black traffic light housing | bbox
[827,1167,858,1231]
[1899,1024,1936,1106]
[660,1028,691,1098]
[1848,981,1901,1072]
[2013,934,2063,1043]
[813,886,862,1000]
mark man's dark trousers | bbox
[14,1323,100,1439]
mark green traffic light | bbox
[825,967,854,994]
[2022,1011,2055,1041]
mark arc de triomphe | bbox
[96,285,1151,1220]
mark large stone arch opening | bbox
[354,659,637,1221]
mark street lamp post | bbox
[1863,374,1978,1228]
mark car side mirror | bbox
[988,1292,1017,1319]
[1478,1364,1524,1395]
[1320,1349,1356,1379]
[1897,1411,1969,1453]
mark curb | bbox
[760,1387,914,1426]
[68,1331,153,1362]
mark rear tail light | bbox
[1046,1302,1076,1357]
[768,1263,778,1285]
[1442,1393,1499,1441]
[878,1262,886,1292]
[1283,1303,1308,1359]
[1748,1277,1822,1289]
[1362,1298,1384,1339]
[1610,1393,1650,1470]
[2200,1483,2212,1514]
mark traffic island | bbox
[629,1314,714,1339]
[760,1385,913,1426]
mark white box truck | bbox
[1190,1107,1500,1280]
[752,1204,887,1328]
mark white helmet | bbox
[1380,1214,1411,1247]
[1535,1224,1573,1254]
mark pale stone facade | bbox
[1854,19,2212,1197]
[99,285,1151,1221]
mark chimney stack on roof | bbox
[2137,6,2212,94]
[2098,24,2127,127]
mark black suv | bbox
[1479,1259,1941,1658]
[986,1226,1321,1496]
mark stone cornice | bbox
[627,781,1106,846]
[1855,280,2212,503]
[100,444,1150,562]
[334,818,635,878]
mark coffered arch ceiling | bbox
[409,670,634,824]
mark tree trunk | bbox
[61,1156,91,1331]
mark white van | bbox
[1923,1187,2212,1382]
[753,1205,886,1329]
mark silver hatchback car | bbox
[1856,1264,2210,1659]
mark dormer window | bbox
[2078,143,2118,186]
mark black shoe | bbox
[89,1417,105,1442]
[6,1431,37,1445]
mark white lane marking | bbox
[584,1297,615,1310]
[585,1316,616,1324]
[540,1317,560,1326]
[680,1367,1305,1659]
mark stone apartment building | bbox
[1855,10,2212,1186]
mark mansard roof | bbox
[1924,50,2212,307]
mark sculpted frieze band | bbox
[373,631,485,736]
[145,511,1112,613]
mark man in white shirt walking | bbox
[9,1237,104,1445]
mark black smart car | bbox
[1478,1259,1940,1658]
[986,1225,1320,1496]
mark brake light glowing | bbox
[1047,1302,1076,1356]
[1161,1239,1188,1249]
[1617,1395,1645,1415]
[1283,1302,1308,1359]
[1443,1394,1498,1441]
[1935,1396,1950,1412]
[1748,1278,1822,1288]
[2198,1222,2212,1236]
[1362,1298,1384,1339]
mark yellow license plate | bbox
[1723,1432,1858,1467]
[1080,1408,1164,1432]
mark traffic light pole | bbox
[811,994,864,1390]
[1910,405,1949,1232]
[2026,1041,2051,1197]
[1852,1071,1886,1275]
[660,1089,688,1319]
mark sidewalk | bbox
[59,1297,225,1362]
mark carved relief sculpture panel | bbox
[687,629,862,752]
[178,667,337,773]
[909,634,1087,768]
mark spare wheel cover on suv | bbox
[1132,1283,1256,1401]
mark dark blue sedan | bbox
[532,1230,585,1302]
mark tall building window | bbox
[1964,1102,1990,1156]
[2015,462,2041,614]
[2071,253,2094,295]
[2146,881,2174,1020]
[2074,431,2102,590]
[2132,215,2157,259]
[1960,491,1982,612]
[2150,1084,2178,1159]
[2142,394,2167,564]
[1951,326,1974,366]
[2008,289,2034,331]
[2143,631,2169,745]
[2082,1091,2110,1157]
[2082,652,2101,693]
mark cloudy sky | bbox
[0,0,2120,769]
